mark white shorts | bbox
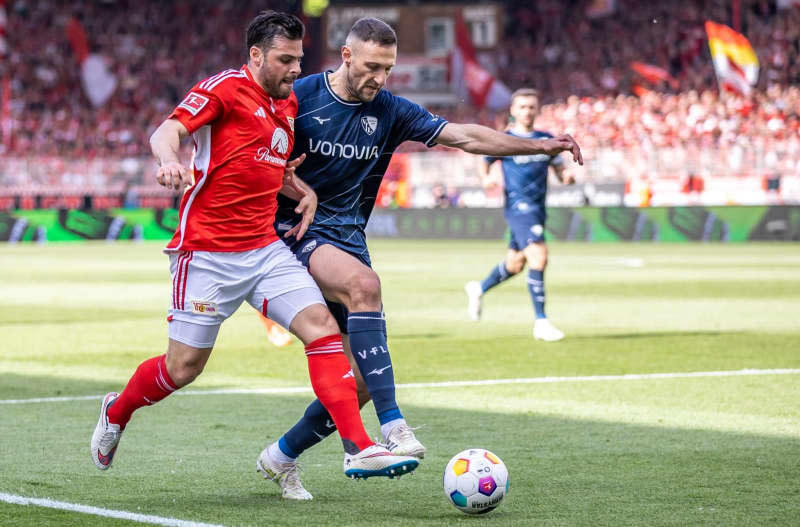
[167,240,325,348]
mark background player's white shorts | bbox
[167,240,325,348]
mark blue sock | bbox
[279,399,334,458]
[480,261,514,293]
[347,312,402,425]
[527,269,546,319]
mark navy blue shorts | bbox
[506,208,547,250]
[279,227,372,334]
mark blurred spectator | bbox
[1,0,799,200]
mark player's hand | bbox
[541,135,583,165]
[284,189,317,240]
[282,153,306,190]
[156,161,192,190]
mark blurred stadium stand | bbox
[0,0,798,208]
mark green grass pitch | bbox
[1,240,799,526]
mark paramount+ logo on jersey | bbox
[254,128,289,166]
[308,138,379,160]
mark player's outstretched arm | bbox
[150,118,193,190]
[436,123,583,165]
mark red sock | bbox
[107,354,177,429]
[305,335,373,453]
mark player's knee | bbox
[292,303,340,343]
[166,357,205,387]
[346,271,382,310]
[506,259,525,275]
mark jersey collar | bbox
[324,71,362,106]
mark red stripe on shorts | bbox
[180,252,193,311]
[262,298,269,317]
[173,252,188,309]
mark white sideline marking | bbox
[0,492,224,527]
[1,369,798,405]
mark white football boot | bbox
[91,392,122,470]
[533,318,565,342]
[464,281,484,321]
[343,444,419,479]
[384,423,426,459]
[257,446,313,500]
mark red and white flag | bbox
[450,13,510,111]
[66,17,117,107]
[705,21,759,96]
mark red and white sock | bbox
[106,354,177,429]
[305,335,373,453]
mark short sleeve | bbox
[550,154,565,166]
[390,95,448,148]
[168,84,232,134]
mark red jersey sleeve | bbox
[168,72,241,133]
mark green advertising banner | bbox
[1,206,798,243]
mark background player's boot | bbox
[91,392,122,470]
[534,318,565,342]
[384,423,426,459]
[343,444,418,479]
[258,313,293,347]
[257,446,313,500]
[465,281,483,321]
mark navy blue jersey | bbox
[485,130,563,214]
[276,72,447,253]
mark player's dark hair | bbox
[347,17,397,46]
[511,88,539,104]
[246,10,305,51]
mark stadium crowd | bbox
[1,0,798,192]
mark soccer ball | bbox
[443,448,508,514]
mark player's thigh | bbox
[245,241,333,344]
[308,243,381,308]
[168,250,249,348]
[522,242,548,270]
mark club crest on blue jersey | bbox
[360,115,378,135]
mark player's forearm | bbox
[149,119,186,166]
[440,124,551,156]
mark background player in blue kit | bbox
[257,18,582,499]
[465,89,576,342]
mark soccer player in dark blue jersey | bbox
[465,89,575,341]
[257,18,582,498]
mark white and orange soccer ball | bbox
[443,448,509,514]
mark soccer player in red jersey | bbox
[90,11,418,498]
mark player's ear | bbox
[249,45,264,67]
[341,45,352,66]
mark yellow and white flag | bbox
[705,21,759,95]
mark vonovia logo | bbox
[191,301,218,315]
[360,115,378,135]
[271,127,289,154]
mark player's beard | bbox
[348,70,381,102]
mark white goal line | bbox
[0,492,224,527]
[1,368,798,406]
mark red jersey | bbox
[166,65,297,252]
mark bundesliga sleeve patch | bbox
[177,92,210,116]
